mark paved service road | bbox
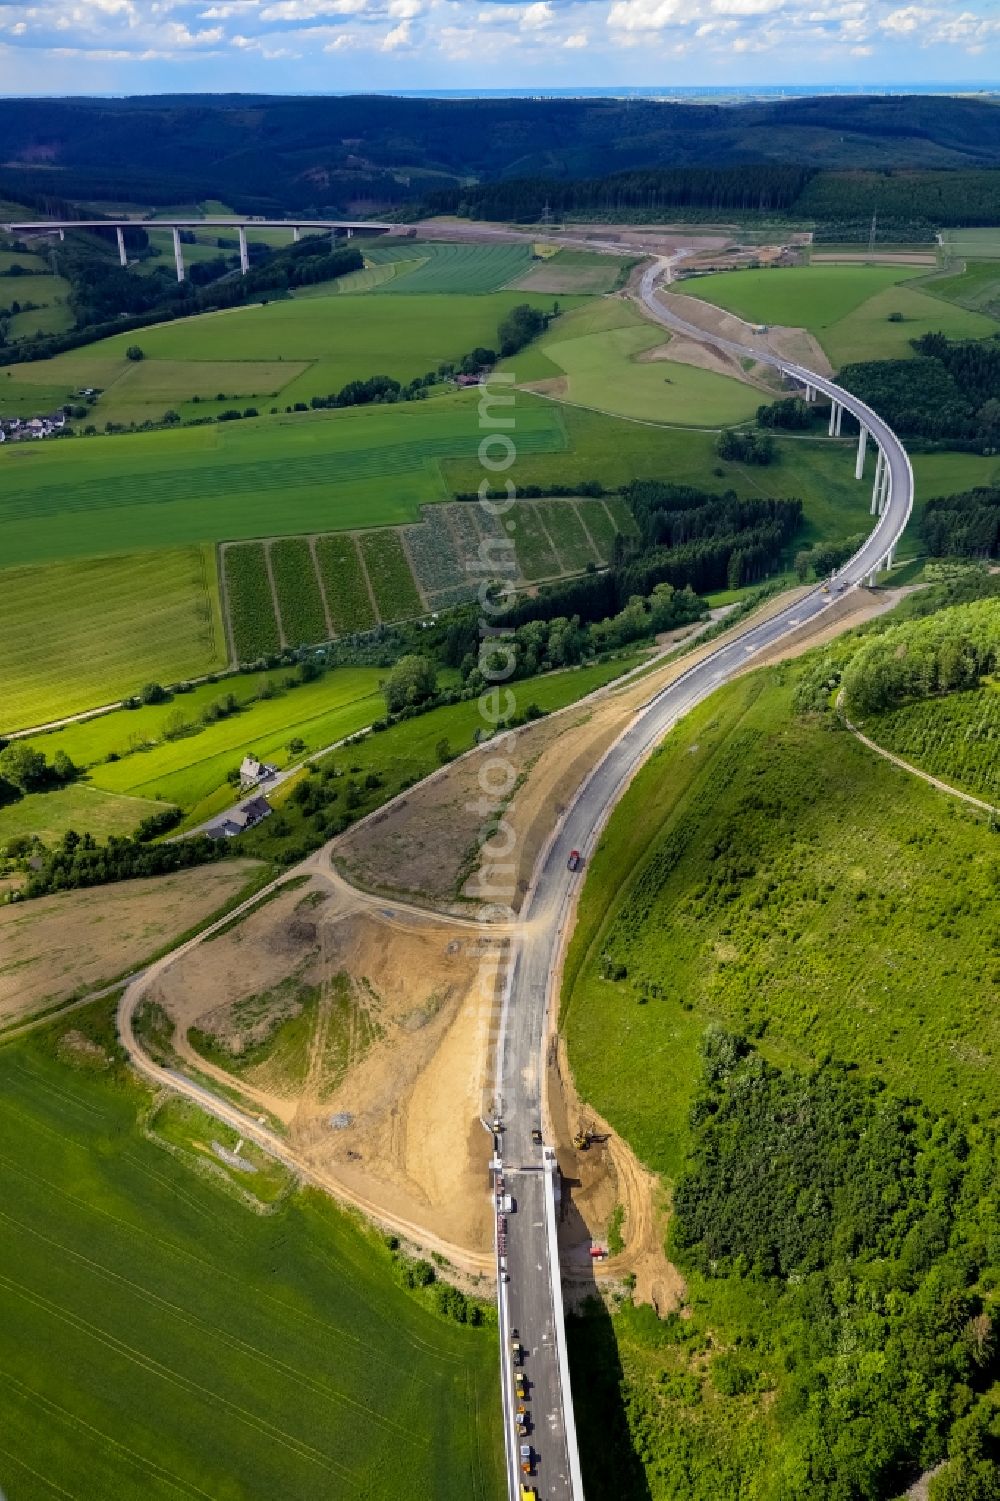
[491,252,915,1501]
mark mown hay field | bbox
[0,545,227,734]
[0,1002,504,1500]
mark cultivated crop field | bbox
[359,529,425,621]
[0,1002,504,1500]
[0,545,227,734]
[223,542,281,659]
[315,534,378,633]
[511,247,634,295]
[270,537,328,647]
[222,496,633,650]
[682,262,998,366]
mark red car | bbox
[567,849,582,872]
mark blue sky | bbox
[0,0,997,93]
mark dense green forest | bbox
[6,95,1000,217]
[670,1031,999,1500]
[923,488,1000,558]
[425,166,813,222]
[840,595,999,715]
[837,333,1000,445]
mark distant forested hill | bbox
[5,93,1000,217]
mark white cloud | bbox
[388,0,421,15]
[199,1,259,15]
[880,4,932,29]
[607,0,690,32]
[323,27,356,43]
[563,26,586,42]
[380,14,411,44]
[711,0,784,15]
[259,0,367,18]
[520,0,552,25]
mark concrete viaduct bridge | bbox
[0,217,393,281]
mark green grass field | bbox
[0,395,568,567]
[0,781,164,849]
[0,545,227,734]
[0,1000,503,1500]
[365,240,532,293]
[563,666,999,1181]
[1,291,567,424]
[940,227,1000,259]
[511,298,761,427]
[925,259,1000,316]
[447,405,872,551]
[560,647,1000,1501]
[683,263,998,367]
[0,263,73,341]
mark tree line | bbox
[424,166,815,223]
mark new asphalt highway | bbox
[490,253,914,1501]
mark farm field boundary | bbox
[219,498,631,653]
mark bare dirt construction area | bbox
[657,287,834,379]
[335,595,809,919]
[549,1035,684,1316]
[635,331,777,391]
[0,859,262,1028]
[146,869,506,1254]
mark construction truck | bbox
[520,1443,535,1475]
[515,1403,529,1436]
[521,1488,536,1500]
[573,1123,608,1151]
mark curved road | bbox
[491,254,915,1501]
[109,244,915,1501]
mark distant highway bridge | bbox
[0,216,393,280]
